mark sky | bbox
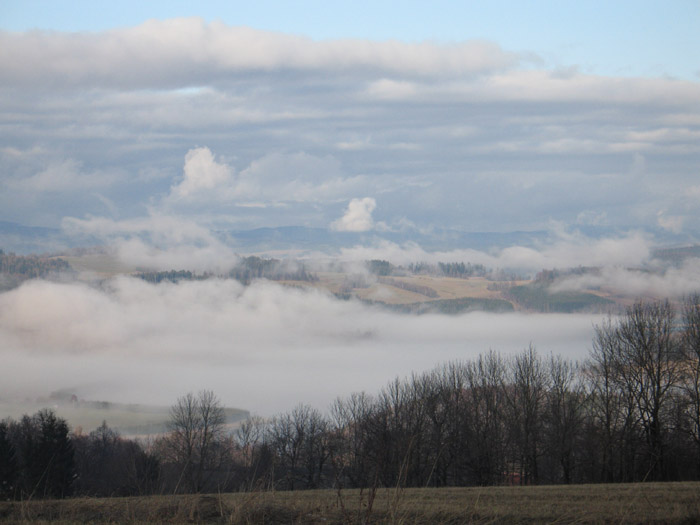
[0,0,699,244]
[2,1,698,80]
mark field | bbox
[1,482,699,524]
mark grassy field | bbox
[2,482,699,524]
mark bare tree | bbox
[681,293,700,475]
[234,415,267,469]
[463,352,508,485]
[544,355,587,483]
[588,301,682,481]
[616,300,681,480]
[329,392,375,488]
[504,345,548,484]
[268,404,330,490]
[167,390,226,493]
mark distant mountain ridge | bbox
[3,219,699,256]
[224,225,551,252]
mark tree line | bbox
[0,250,72,291]
[3,296,700,498]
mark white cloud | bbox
[331,197,377,232]
[0,20,517,90]
[550,258,700,298]
[164,148,374,208]
[335,231,652,272]
[172,147,233,198]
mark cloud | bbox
[1,21,699,237]
[62,214,239,273]
[0,277,602,414]
[656,211,684,234]
[335,231,653,273]
[331,197,377,232]
[550,258,700,298]
[171,147,233,198]
[0,20,517,90]
[165,148,369,208]
[235,151,360,202]
[6,159,119,192]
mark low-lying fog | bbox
[0,276,604,416]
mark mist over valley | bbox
[2,228,700,421]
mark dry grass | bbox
[311,272,516,305]
[2,482,699,524]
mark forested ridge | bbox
[0,250,72,290]
[2,296,700,499]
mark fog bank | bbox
[0,277,603,415]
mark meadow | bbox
[1,482,699,524]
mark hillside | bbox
[0,393,249,438]
[9,249,634,313]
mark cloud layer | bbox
[0,20,517,89]
[335,230,653,271]
[0,19,698,237]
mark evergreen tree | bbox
[34,410,75,498]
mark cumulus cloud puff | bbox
[331,197,377,232]
[165,147,370,208]
[172,147,233,198]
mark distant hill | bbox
[0,392,249,438]
[225,226,550,252]
[653,245,700,265]
[0,220,109,254]
[2,219,553,255]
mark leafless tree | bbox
[463,351,508,485]
[329,392,375,487]
[588,301,682,481]
[681,293,700,475]
[269,404,329,490]
[167,390,226,493]
[616,300,681,479]
[544,355,587,483]
[504,345,548,484]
